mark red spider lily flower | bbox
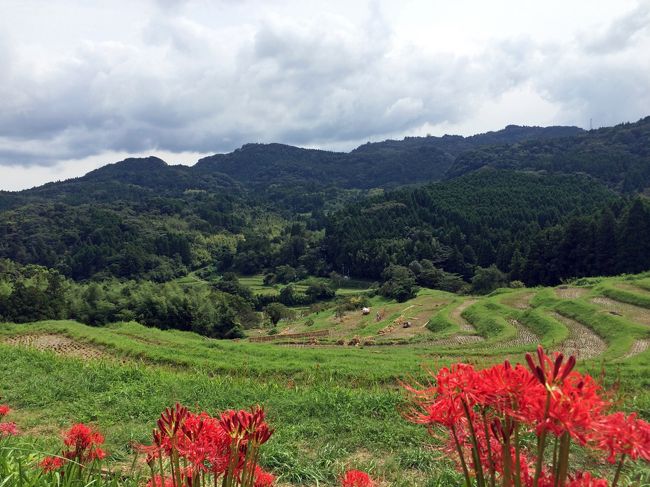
[525,346,576,389]
[87,447,106,461]
[146,475,175,487]
[219,405,273,445]
[0,422,20,436]
[523,471,557,487]
[253,465,276,486]
[158,403,189,440]
[341,470,374,487]
[61,423,107,463]
[566,471,609,486]
[517,364,607,444]
[0,404,10,417]
[405,394,466,430]
[178,411,231,473]
[403,364,481,429]
[591,412,650,463]
[476,361,541,415]
[39,456,66,472]
[64,423,105,451]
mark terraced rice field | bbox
[549,312,607,359]
[4,333,108,360]
[1,273,649,485]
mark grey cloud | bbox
[0,1,649,167]
[585,2,650,54]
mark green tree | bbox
[379,265,419,302]
[264,302,292,326]
[470,265,508,294]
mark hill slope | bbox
[447,116,650,192]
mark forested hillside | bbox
[325,169,650,284]
[1,117,649,338]
[447,116,650,191]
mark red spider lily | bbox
[566,471,609,486]
[0,404,10,417]
[405,393,466,429]
[403,364,480,429]
[525,346,577,389]
[253,465,275,486]
[39,456,66,472]
[341,469,374,487]
[476,361,540,415]
[0,422,19,436]
[591,412,650,463]
[521,372,607,444]
[62,423,107,463]
[140,404,275,487]
[158,403,189,441]
[146,476,175,487]
[178,411,230,474]
[64,423,105,451]
[404,347,646,487]
[220,405,273,445]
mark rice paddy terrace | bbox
[1,273,649,485]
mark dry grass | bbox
[555,287,588,299]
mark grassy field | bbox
[1,273,649,485]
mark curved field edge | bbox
[425,299,463,336]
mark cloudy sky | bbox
[1,0,649,191]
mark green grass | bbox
[553,300,649,360]
[2,273,650,484]
[461,300,517,342]
[425,299,461,336]
[517,308,569,348]
[600,283,650,309]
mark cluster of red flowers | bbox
[0,403,19,437]
[40,423,107,472]
[140,403,275,487]
[341,469,374,487]
[405,346,650,486]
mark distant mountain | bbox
[1,123,586,206]
[447,117,650,192]
[195,124,583,189]
[22,157,240,205]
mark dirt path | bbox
[450,299,478,332]
[622,339,650,359]
[555,287,588,300]
[550,312,607,359]
[591,297,650,326]
[3,334,107,360]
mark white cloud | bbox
[0,0,648,189]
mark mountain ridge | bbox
[7,122,587,196]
